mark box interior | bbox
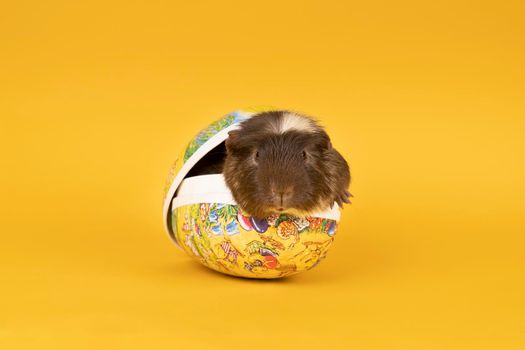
[184,141,226,180]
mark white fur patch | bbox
[279,113,316,133]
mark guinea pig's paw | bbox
[332,190,352,209]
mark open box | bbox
[163,107,342,278]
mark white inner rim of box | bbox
[171,174,341,221]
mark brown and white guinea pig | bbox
[223,110,351,218]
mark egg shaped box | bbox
[163,107,342,279]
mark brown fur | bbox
[223,110,351,218]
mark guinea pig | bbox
[223,110,351,218]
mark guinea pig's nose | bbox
[278,189,293,198]
[274,187,294,206]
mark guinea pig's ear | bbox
[225,130,240,152]
[318,130,333,150]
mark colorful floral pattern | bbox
[171,203,337,278]
[163,106,340,279]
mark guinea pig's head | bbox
[223,110,333,218]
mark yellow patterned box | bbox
[162,107,342,279]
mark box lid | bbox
[162,106,279,237]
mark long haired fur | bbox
[223,110,351,218]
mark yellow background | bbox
[1,1,524,349]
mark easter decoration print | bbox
[163,107,351,279]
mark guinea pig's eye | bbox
[254,151,260,160]
[302,150,307,159]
